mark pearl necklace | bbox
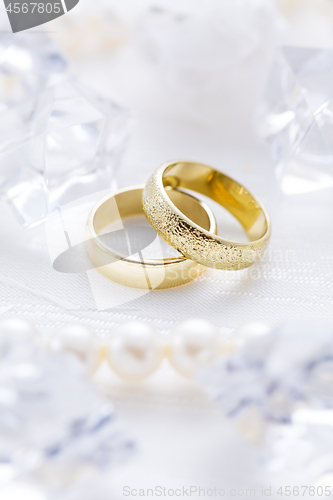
[0,317,271,381]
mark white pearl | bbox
[106,321,164,381]
[52,324,102,375]
[0,316,36,344]
[0,318,38,360]
[168,319,220,378]
[228,322,272,350]
[0,317,37,341]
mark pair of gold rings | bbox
[86,160,271,289]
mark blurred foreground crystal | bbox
[0,31,68,106]
[137,0,278,96]
[199,323,333,478]
[0,330,134,490]
[257,46,333,194]
[265,409,333,477]
[50,0,129,59]
[0,32,133,227]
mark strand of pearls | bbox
[0,318,271,381]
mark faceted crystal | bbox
[264,409,333,477]
[257,46,333,194]
[0,332,134,489]
[51,2,128,59]
[137,1,279,97]
[199,323,333,475]
[0,31,68,106]
[0,33,133,227]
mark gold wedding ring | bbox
[142,160,271,270]
[86,185,217,289]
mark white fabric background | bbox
[1,1,333,498]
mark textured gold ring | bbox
[142,161,271,270]
[86,185,217,289]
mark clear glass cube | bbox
[199,323,333,475]
[0,31,68,106]
[0,32,133,227]
[137,1,277,96]
[0,329,134,489]
[257,46,333,194]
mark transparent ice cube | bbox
[0,31,68,107]
[199,323,333,476]
[0,32,133,227]
[0,331,134,490]
[137,0,277,97]
[264,409,333,478]
[257,46,333,194]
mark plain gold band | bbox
[142,161,271,270]
[86,185,217,289]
